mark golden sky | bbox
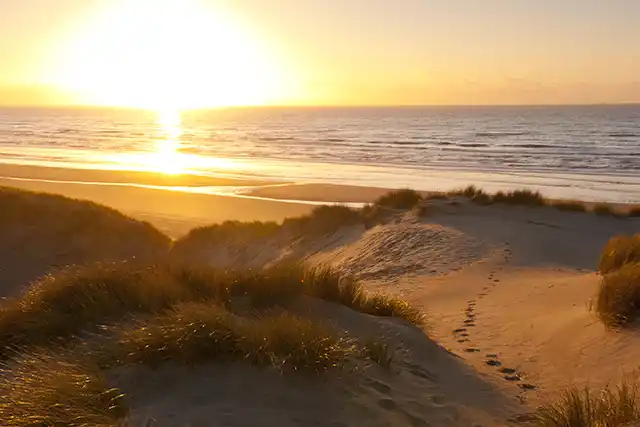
[1,0,639,108]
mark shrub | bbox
[629,207,640,218]
[104,302,355,373]
[536,382,640,427]
[598,234,640,274]
[0,351,126,426]
[374,189,422,210]
[593,263,640,327]
[553,201,588,213]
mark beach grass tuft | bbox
[104,302,355,373]
[593,262,640,328]
[552,201,589,213]
[0,350,126,427]
[536,382,640,427]
[373,189,422,210]
[593,203,620,217]
[598,234,640,274]
[0,263,424,356]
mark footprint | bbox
[409,367,437,382]
[378,398,397,410]
[465,323,476,327]
[505,374,522,382]
[457,339,469,343]
[494,279,500,283]
[453,328,467,334]
[464,348,480,353]
[464,319,475,324]
[486,360,502,367]
[460,333,469,337]
[486,354,498,358]
[367,378,392,395]
[499,367,517,374]
[519,383,537,391]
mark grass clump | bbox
[106,302,354,373]
[0,263,425,357]
[492,189,546,206]
[361,340,394,369]
[536,382,640,427]
[0,263,224,353]
[373,189,422,210]
[598,234,640,274]
[593,263,640,328]
[553,201,588,213]
[593,204,620,217]
[283,205,363,237]
[0,351,126,427]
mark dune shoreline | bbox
[0,163,638,239]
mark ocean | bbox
[0,105,638,203]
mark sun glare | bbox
[51,0,292,110]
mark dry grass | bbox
[553,201,589,213]
[593,263,640,328]
[373,189,422,210]
[361,340,394,369]
[283,205,363,237]
[0,263,424,357]
[598,234,640,274]
[593,204,620,217]
[536,382,640,427]
[492,189,546,206]
[0,350,126,427]
[103,302,355,373]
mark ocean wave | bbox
[475,131,531,138]
[459,143,489,148]
[608,132,639,138]
[259,136,296,141]
[504,144,557,149]
[321,138,347,143]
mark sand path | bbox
[356,201,640,414]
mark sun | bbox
[51,0,291,109]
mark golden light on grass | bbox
[50,0,294,109]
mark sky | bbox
[0,0,639,107]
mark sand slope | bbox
[113,298,525,427]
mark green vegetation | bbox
[598,234,640,274]
[373,189,422,210]
[536,382,640,427]
[552,201,589,213]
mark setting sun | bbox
[50,0,293,110]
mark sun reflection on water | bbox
[152,109,186,174]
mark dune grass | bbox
[447,185,547,207]
[598,234,640,274]
[283,205,363,237]
[593,263,640,328]
[553,201,589,213]
[0,263,424,357]
[593,203,620,217]
[103,302,355,373]
[0,350,126,427]
[536,382,640,427]
[373,189,422,210]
